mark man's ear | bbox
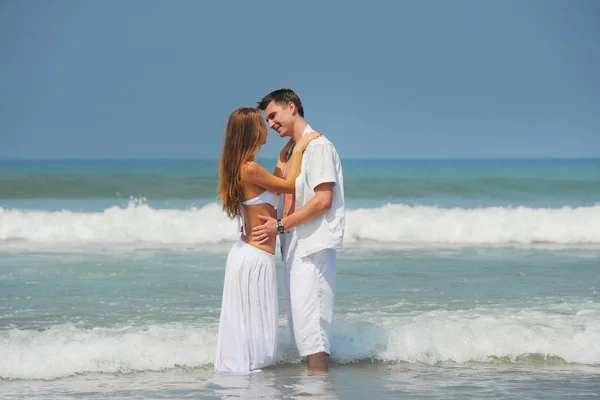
[288,101,296,116]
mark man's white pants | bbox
[281,230,336,357]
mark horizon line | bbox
[1,156,599,162]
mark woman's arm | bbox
[244,132,321,193]
[273,139,294,178]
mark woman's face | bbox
[258,117,268,146]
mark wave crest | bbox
[2,303,599,380]
[1,201,599,246]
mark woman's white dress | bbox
[214,240,278,373]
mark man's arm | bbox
[282,182,333,230]
[251,182,333,244]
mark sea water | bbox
[1,159,599,399]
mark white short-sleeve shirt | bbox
[289,124,345,257]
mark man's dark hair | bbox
[257,88,304,118]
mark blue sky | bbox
[1,0,599,159]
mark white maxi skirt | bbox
[214,240,278,373]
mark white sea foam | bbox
[0,323,216,380]
[1,201,599,246]
[2,303,599,380]
[346,203,600,245]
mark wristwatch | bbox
[276,219,285,235]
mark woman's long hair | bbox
[218,108,263,219]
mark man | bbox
[252,89,345,371]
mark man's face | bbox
[264,101,294,138]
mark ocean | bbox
[1,159,599,399]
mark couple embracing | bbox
[214,89,345,373]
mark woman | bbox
[214,107,319,373]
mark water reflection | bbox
[210,367,338,399]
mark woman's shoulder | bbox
[241,161,266,178]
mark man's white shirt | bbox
[278,124,345,258]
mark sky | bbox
[1,0,599,159]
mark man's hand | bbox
[251,215,278,244]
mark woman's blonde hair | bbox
[218,107,264,219]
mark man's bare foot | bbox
[307,352,329,371]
